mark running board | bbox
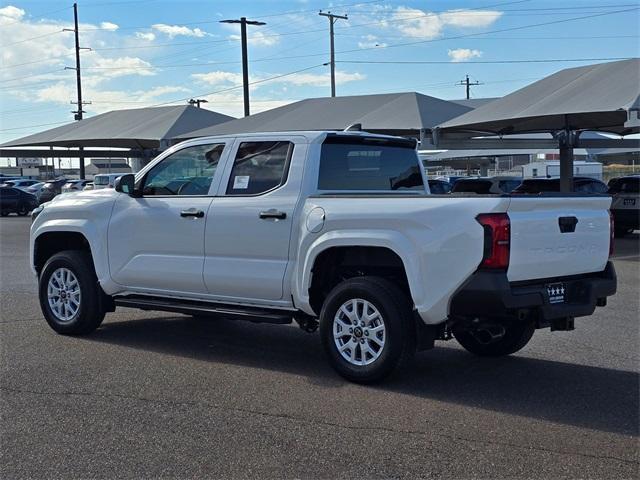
[114,295,293,324]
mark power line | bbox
[337,57,632,64]
[150,63,327,107]
[0,30,67,48]
[0,121,69,132]
[0,5,71,27]
[332,6,640,56]
[0,69,66,84]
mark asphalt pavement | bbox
[1,216,638,479]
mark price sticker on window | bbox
[233,176,250,189]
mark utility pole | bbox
[188,98,208,108]
[63,3,91,179]
[220,17,266,117]
[319,10,348,97]
[457,75,482,100]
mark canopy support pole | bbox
[558,117,574,193]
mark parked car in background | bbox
[62,180,92,193]
[427,178,452,194]
[512,177,608,194]
[0,187,39,216]
[0,179,41,189]
[83,182,94,191]
[451,176,522,194]
[38,178,68,204]
[24,182,46,202]
[608,175,639,237]
[93,174,123,190]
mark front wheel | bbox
[17,205,29,216]
[39,250,106,335]
[453,319,535,357]
[319,276,415,383]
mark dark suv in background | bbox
[512,177,608,194]
[608,175,639,237]
[38,178,68,204]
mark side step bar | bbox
[114,295,294,325]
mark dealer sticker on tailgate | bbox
[547,283,566,304]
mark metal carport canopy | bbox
[176,92,473,140]
[430,58,640,191]
[0,105,235,150]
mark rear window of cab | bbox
[318,136,423,191]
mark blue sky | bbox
[1,0,639,145]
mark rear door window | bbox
[226,141,293,195]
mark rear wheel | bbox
[39,250,106,335]
[319,276,415,383]
[453,319,535,357]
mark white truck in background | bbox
[30,131,617,382]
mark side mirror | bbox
[114,174,137,196]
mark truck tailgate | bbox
[507,196,612,282]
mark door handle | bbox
[180,208,205,218]
[259,209,287,220]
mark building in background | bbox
[521,160,603,180]
[85,159,131,178]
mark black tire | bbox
[0,211,8,217]
[39,250,106,335]
[453,320,535,357]
[17,205,29,216]
[319,276,415,383]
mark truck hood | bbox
[46,188,119,206]
[35,188,120,226]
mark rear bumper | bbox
[450,262,617,322]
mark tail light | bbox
[477,213,510,270]
[608,210,614,257]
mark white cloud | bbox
[392,7,443,39]
[385,6,503,40]
[32,82,190,114]
[0,5,24,22]
[100,21,119,31]
[440,9,503,28]
[448,48,482,62]
[91,56,155,77]
[358,35,387,49]
[281,71,365,87]
[228,30,279,47]
[152,23,207,38]
[135,31,155,41]
[192,71,242,85]
[191,69,365,88]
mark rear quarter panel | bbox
[293,195,511,324]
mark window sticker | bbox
[233,175,250,189]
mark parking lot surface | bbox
[1,216,638,479]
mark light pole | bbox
[220,17,266,116]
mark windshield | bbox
[94,176,110,185]
[318,137,423,191]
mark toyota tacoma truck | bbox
[30,131,617,382]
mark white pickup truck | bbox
[30,131,617,382]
